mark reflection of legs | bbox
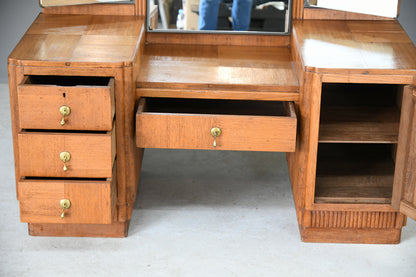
[231,0,252,31]
[198,0,220,30]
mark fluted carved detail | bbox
[292,0,304,19]
[311,211,400,229]
[136,0,147,16]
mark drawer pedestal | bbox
[8,14,145,238]
[11,73,125,236]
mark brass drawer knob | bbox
[59,199,71,219]
[59,151,71,172]
[59,105,71,126]
[210,127,222,147]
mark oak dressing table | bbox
[7,0,416,243]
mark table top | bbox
[10,14,415,89]
[293,20,416,75]
[137,44,299,92]
[8,13,145,68]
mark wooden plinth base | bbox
[300,226,402,244]
[28,221,130,238]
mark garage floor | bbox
[1,83,415,276]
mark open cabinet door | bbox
[392,85,416,221]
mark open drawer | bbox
[136,98,297,152]
[17,75,115,131]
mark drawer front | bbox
[18,129,116,178]
[17,77,114,130]
[136,98,297,152]
[17,175,116,224]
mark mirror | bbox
[40,0,134,7]
[305,0,399,18]
[148,0,291,33]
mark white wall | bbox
[0,0,41,83]
[398,0,416,44]
[0,0,415,83]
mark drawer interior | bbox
[141,98,291,116]
[23,75,111,87]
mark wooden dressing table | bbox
[8,0,416,243]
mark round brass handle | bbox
[210,127,222,147]
[59,105,71,126]
[59,151,71,172]
[59,199,71,219]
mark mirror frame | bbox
[39,0,399,20]
[39,0,400,46]
[40,0,134,7]
[146,0,293,35]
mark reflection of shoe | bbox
[256,1,285,10]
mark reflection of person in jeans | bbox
[198,0,252,31]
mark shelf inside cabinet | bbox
[319,106,401,143]
[319,83,402,144]
[315,144,395,204]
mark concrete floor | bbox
[0,83,415,276]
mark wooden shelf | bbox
[315,144,394,204]
[319,107,400,143]
[315,176,393,204]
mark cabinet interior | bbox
[315,143,395,204]
[315,83,403,204]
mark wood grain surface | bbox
[18,174,116,224]
[137,44,299,93]
[18,127,116,178]
[292,20,416,76]
[145,32,291,47]
[136,98,297,152]
[301,227,402,244]
[18,77,115,130]
[392,86,416,220]
[43,3,136,15]
[8,13,145,67]
[28,222,129,237]
[318,107,400,143]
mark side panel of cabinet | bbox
[392,85,416,221]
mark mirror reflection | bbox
[305,0,398,18]
[148,0,290,33]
